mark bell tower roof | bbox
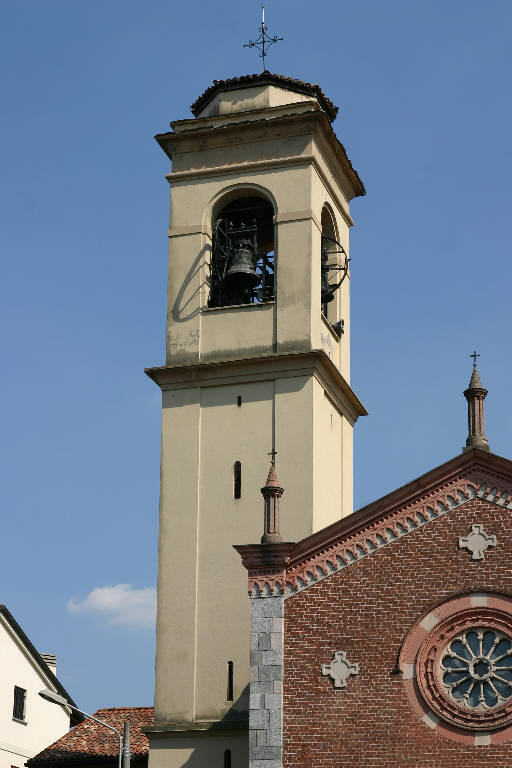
[190,71,339,122]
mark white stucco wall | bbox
[0,614,71,768]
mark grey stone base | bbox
[249,596,283,768]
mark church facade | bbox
[145,71,512,767]
[238,373,512,765]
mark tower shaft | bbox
[146,74,366,768]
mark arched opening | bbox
[224,749,232,768]
[320,204,347,333]
[209,194,275,308]
[321,205,338,319]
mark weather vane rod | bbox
[243,5,283,72]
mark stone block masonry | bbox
[249,595,283,768]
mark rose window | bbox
[408,602,512,734]
[441,628,512,710]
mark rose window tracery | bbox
[402,599,512,739]
[441,628,512,710]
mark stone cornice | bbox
[237,450,512,599]
[158,109,321,154]
[165,152,355,228]
[145,349,367,423]
[156,110,365,203]
[234,542,296,597]
[172,100,322,133]
[143,719,248,736]
[166,153,312,183]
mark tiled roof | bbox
[190,72,338,122]
[28,707,153,764]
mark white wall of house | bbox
[0,614,71,768]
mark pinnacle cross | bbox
[470,350,480,366]
[243,5,283,72]
[268,448,278,463]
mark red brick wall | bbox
[283,497,512,767]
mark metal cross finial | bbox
[243,5,283,72]
[470,350,480,366]
[268,448,278,462]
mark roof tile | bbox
[190,72,338,122]
[28,707,153,764]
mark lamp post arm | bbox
[38,690,124,768]
[66,705,123,768]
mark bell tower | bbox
[145,73,366,767]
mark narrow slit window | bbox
[227,660,234,701]
[224,750,231,768]
[13,686,26,721]
[237,395,242,407]
[233,462,241,499]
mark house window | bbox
[13,686,26,721]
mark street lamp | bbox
[38,689,130,768]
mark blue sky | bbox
[1,0,511,713]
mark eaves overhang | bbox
[28,755,148,766]
[155,109,365,200]
[189,72,339,122]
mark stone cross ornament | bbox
[322,650,359,689]
[458,523,496,560]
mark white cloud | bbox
[68,584,156,629]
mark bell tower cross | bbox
[145,72,366,768]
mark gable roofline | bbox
[292,449,512,564]
[0,605,83,725]
[190,72,339,122]
[236,449,512,598]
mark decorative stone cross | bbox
[322,650,359,689]
[458,524,496,560]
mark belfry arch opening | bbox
[320,204,348,332]
[321,205,338,319]
[209,194,275,308]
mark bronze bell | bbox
[321,246,335,304]
[225,242,260,289]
